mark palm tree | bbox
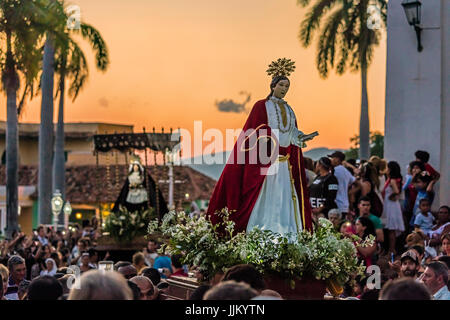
[297,0,387,160]
[52,2,109,225]
[38,35,56,225]
[38,0,69,225]
[0,0,48,238]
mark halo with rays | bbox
[266,58,296,78]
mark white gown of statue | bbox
[126,171,148,204]
[246,96,304,237]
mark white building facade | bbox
[385,0,449,208]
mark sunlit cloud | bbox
[215,91,251,113]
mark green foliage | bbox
[42,1,110,102]
[298,0,387,78]
[0,0,109,114]
[105,206,156,243]
[148,209,245,280]
[56,21,110,101]
[0,0,50,110]
[148,210,370,285]
[345,131,384,160]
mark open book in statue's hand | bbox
[294,131,319,148]
[299,131,319,142]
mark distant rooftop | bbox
[0,164,216,203]
[0,121,134,139]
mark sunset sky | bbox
[0,0,387,156]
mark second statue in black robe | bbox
[112,161,169,220]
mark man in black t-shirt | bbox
[308,157,339,219]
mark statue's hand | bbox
[293,138,307,148]
[298,131,319,143]
[293,131,318,148]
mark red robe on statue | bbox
[206,99,313,233]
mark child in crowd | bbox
[414,199,435,236]
[409,172,435,228]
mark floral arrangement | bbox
[147,209,373,285]
[104,206,155,243]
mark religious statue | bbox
[207,58,319,236]
[113,155,169,218]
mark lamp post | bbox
[51,190,63,231]
[166,149,175,210]
[401,0,423,52]
[63,201,72,230]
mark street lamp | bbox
[401,0,423,52]
[51,190,64,231]
[166,149,175,210]
[63,201,72,230]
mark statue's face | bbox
[272,79,290,99]
[133,164,139,172]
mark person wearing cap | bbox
[328,151,356,218]
[308,157,339,220]
[400,250,421,279]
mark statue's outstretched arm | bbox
[291,129,319,148]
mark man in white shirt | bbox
[36,225,49,246]
[328,151,356,218]
[5,255,29,300]
[421,261,450,300]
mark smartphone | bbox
[98,261,114,272]
[391,253,395,263]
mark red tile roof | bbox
[0,165,216,204]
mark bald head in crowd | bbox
[130,276,155,300]
[118,265,137,280]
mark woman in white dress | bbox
[381,161,405,255]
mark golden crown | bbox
[266,58,296,78]
[129,154,142,164]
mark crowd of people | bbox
[0,227,282,300]
[0,149,448,300]
[304,149,449,299]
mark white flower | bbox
[318,217,333,229]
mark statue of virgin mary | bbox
[207,58,318,237]
[113,155,168,219]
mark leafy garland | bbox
[148,208,372,284]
